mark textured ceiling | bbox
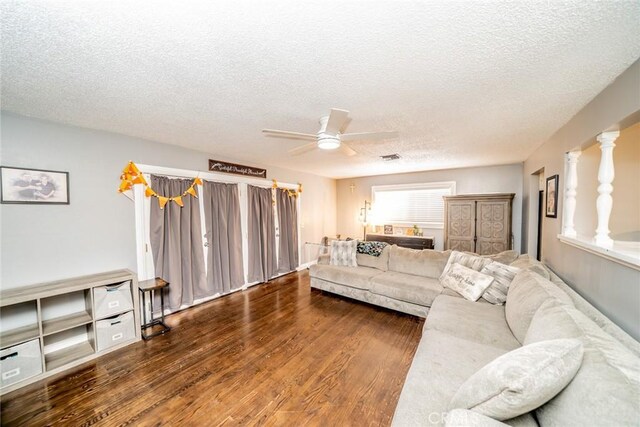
[1,1,639,179]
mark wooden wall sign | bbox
[208,160,267,178]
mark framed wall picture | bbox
[0,166,70,204]
[545,174,558,218]
[384,224,393,234]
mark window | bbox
[371,182,456,228]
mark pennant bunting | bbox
[186,186,198,198]
[118,162,300,209]
[158,196,169,209]
[117,161,202,209]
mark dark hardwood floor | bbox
[0,270,424,426]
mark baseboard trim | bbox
[297,260,317,271]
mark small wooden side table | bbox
[138,277,171,340]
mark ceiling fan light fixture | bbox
[317,135,340,150]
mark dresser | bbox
[366,233,435,250]
[443,193,515,255]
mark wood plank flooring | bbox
[0,270,424,426]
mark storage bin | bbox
[0,339,43,388]
[95,311,135,352]
[94,281,133,319]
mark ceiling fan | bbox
[262,108,398,156]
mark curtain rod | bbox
[136,163,299,190]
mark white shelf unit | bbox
[0,269,140,395]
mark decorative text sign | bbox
[209,160,267,178]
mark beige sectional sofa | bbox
[309,246,640,426]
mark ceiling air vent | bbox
[380,154,400,161]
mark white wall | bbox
[522,59,640,340]
[0,113,337,289]
[336,164,523,251]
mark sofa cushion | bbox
[392,330,511,427]
[440,287,491,303]
[480,262,521,305]
[505,270,573,344]
[308,264,383,290]
[510,255,550,280]
[388,246,451,278]
[524,301,640,426]
[329,240,358,267]
[370,271,443,306]
[445,410,537,427]
[440,263,495,302]
[356,245,390,271]
[426,295,521,350]
[449,339,584,421]
[445,409,509,427]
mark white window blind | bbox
[372,182,455,227]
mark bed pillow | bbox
[440,263,495,301]
[449,339,584,420]
[329,240,358,267]
[480,262,521,305]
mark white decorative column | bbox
[562,150,581,238]
[594,131,619,248]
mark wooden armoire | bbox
[443,193,515,255]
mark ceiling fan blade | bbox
[339,143,357,157]
[324,109,350,135]
[341,131,399,141]
[288,142,318,156]
[263,129,317,141]
[340,117,352,133]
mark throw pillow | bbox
[356,241,388,257]
[329,240,358,267]
[440,263,495,301]
[483,250,520,265]
[356,245,390,271]
[449,339,584,421]
[440,250,493,280]
[480,262,521,305]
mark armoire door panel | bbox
[446,201,475,252]
[476,201,509,253]
[449,239,474,253]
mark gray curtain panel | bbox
[150,175,208,310]
[203,181,245,294]
[247,185,277,283]
[276,188,299,273]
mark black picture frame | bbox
[545,175,558,218]
[0,166,70,205]
[384,224,393,234]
